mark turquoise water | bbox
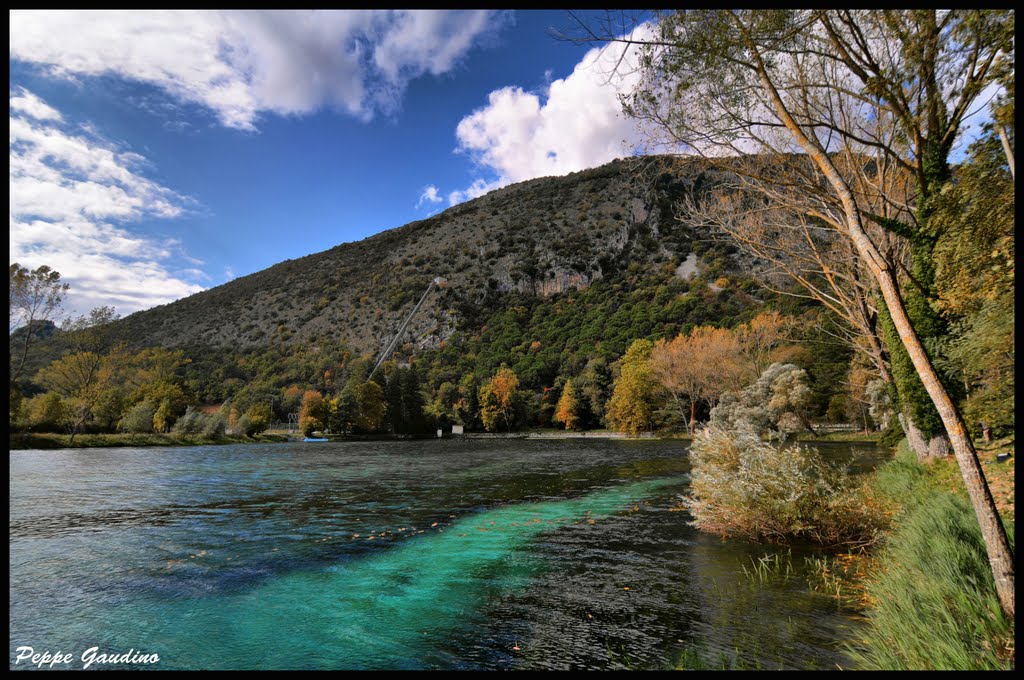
[9,439,884,670]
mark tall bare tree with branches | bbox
[566,9,1014,618]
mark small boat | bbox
[303,437,329,442]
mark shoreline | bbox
[9,429,884,450]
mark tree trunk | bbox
[870,263,1013,617]
[689,399,697,434]
[997,123,1014,180]
[899,411,931,461]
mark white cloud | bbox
[9,91,205,317]
[447,24,652,204]
[416,184,442,208]
[10,10,506,130]
[447,178,503,207]
[9,87,63,122]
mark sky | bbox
[9,10,998,320]
[9,9,657,319]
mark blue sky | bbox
[10,10,652,318]
[9,10,998,320]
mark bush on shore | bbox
[685,425,886,547]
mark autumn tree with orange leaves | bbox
[479,366,521,432]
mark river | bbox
[8,439,884,670]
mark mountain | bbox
[107,155,755,359]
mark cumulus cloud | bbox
[10,10,507,130]
[447,24,653,204]
[416,184,442,208]
[9,90,205,316]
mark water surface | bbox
[9,439,884,670]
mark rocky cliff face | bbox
[102,156,743,356]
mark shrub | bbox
[199,410,226,437]
[121,400,156,433]
[172,406,203,434]
[172,405,226,437]
[685,426,885,547]
[236,414,252,437]
[711,363,814,436]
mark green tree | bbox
[382,365,428,434]
[426,381,459,426]
[119,399,156,433]
[931,131,1015,438]
[354,381,385,433]
[574,357,611,428]
[153,398,175,433]
[9,263,68,387]
[25,391,66,432]
[34,348,127,441]
[606,339,657,435]
[456,374,481,430]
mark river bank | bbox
[11,428,890,450]
[8,432,290,450]
[851,439,1015,669]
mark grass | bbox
[674,647,757,670]
[9,432,289,449]
[740,550,794,584]
[849,442,1015,670]
[803,552,878,609]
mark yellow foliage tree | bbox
[298,390,325,437]
[553,379,579,430]
[606,339,656,436]
[479,366,520,432]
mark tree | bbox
[382,365,428,434]
[573,357,611,428]
[426,381,460,426]
[354,380,386,433]
[24,391,66,432]
[589,8,1013,616]
[479,366,520,432]
[736,311,796,379]
[299,390,326,436]
[931,131,1015,440]
[553,379,579,430]
[243,404,270,436]
[606,339,658,435]
[456,374,482,430]
[62,306,121,355]
[650,325,745,432]
[33,348,130,441]
[9,263,68,386]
